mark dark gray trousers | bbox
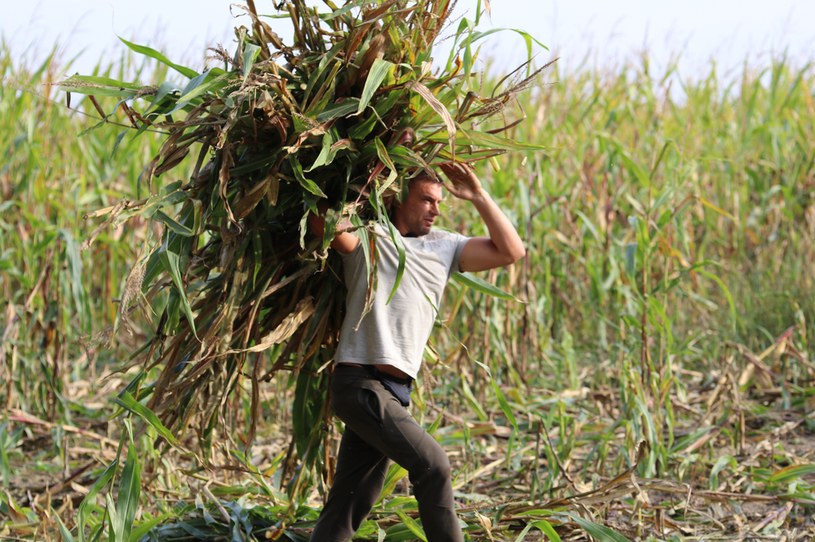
[310,365,463,542]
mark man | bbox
[310,162,525,541]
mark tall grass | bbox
[2,41,814,539]
[0,49,178,419]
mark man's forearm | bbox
[453,188,526,273]
[471,191,526,262]
[438,161,525,272]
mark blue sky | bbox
[4,1,814,77]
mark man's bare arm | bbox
[440,162,526,273]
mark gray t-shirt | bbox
[336,223,469,379]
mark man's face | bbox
[392,178,443,237]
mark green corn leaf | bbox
[0,424,11,485]
[452,271,516,300]
[574,210,602,243]
[58,75,143,98]
[634,396,658,476]
[318,1,361,21]
[106,493,119,542]
[301,44,342,108]
[376,463,409,505]
[491,380,518,431]
[158,245,197,336]
[624,243,637,277]
[385,221,407,305]
[59,229,91,332]
[461,378,488,421]
[173,70,231,110]
[145,81,181,114]
[306,131,337,172]
[618,151,651,188]
[429,126,546,152]
[55,514,77,542]
[531,519,562,542]
[768,464,815,483]
[77,459,119,542]
[306,130,355,172]
[291,369,328,464]
[153,210,194,236]
[470,27,548,57]
[394,510,428,542]
[597,133,651,187]
[374,137,398,192]
[242,43,262,79]
[114,392,179,447]
[118,36,199,79]
[386,144,435,170]
[513,519,561,542]
[317,98,361,121]
[113,444,141,542]
[670,426,715,454]
[290,156,328,198]
[408,80,457,154]
[698,195,737,221]
[357,58,394,114]
[697,269,738,332]
[127,514,171,542]
[569,514,632,542]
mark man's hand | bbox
[440,161,526,272]
[309,203,359,254]
[439,162,484,202]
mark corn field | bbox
[1,2,814,540]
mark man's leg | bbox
[324,366,463,542]
[366,392,461,542]
[310,428,390,541]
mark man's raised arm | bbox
[439,162,526,273]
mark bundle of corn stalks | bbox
[59,0,546,475]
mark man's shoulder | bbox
[423,228,469,244]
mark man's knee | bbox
[413,446,451,484]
